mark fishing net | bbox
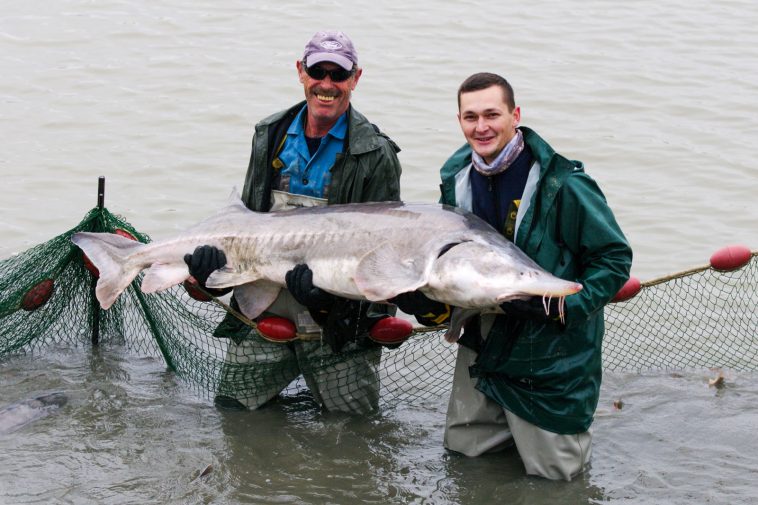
[1,206,756,409]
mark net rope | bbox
[1,208,756,407]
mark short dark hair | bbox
[457,72,515,111]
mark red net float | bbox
[21,278,55,311]
[611,276,641,303]
[82,254,99,278]
[183,279,212,301]
[114,229,137,240]
[709,245,751,272]
[82,228,138,278]
[257,317,297,343]
[369,316,413,346]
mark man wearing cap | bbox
[184,31,403,414]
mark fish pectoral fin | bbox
[233,280,281,320]
[444,308,480,343]
[141,262,190,293]
[354,242,430,301]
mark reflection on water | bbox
[3,347,758,504]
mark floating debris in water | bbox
[191,464,213,482]
[709,372,725,389]
[613,399,624,411]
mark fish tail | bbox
[71,232,146,309]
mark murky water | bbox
[1,0,757,503]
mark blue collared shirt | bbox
[277,105,348,198]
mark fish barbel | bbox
[72,196,582,341]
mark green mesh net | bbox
[1,207,756,409]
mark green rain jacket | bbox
[241,101,402,210]
[440,127,632,434]
[221,101,401,342]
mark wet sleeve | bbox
[559,173,633,323]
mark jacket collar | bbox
[257,101,383,155]
[441,127,583,191]
[440,126,585,252]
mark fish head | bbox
[425,241,582,309]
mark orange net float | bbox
[709,244,751,271]
[82,228,138,278]
[369,316,413,346]
[21,278,55,311]
[612,276,641,303]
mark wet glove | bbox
[184,245,227,287]
[500,297,564,323]
[389,291,450,326]
[285,263,337,310]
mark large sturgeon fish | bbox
[72,197,582,341]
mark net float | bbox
[369,316,413,346]
[256,317,297,343]
[709,245,751,272]
[611,276,641,302]
[183,279,211,301]
[21,278,55,311]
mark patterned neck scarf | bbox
[471,129,524,176]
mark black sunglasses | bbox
[303,63,355,83]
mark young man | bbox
[399,72,632,479]
[186,31,402,414]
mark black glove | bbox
[285,263,337,310]
[390,291,438,315]
[500,297,564,323]
[184,245,227,287]
[390,291,449,326]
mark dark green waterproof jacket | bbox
[223,101,402,342]
[241,101,402,210]
[440,127,632,434]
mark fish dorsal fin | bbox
[233,280,281,319]
[354,241,432,301]
[216,187,250,216]
[226,187,247,208]
[183,189,252,234]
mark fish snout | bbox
[547,281,583,297]
[496,279,582,303]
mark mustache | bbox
[312,87,342,97]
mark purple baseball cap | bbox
[303,31,358,70]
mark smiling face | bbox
[458,85,521,164]
[297,60,362,137]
